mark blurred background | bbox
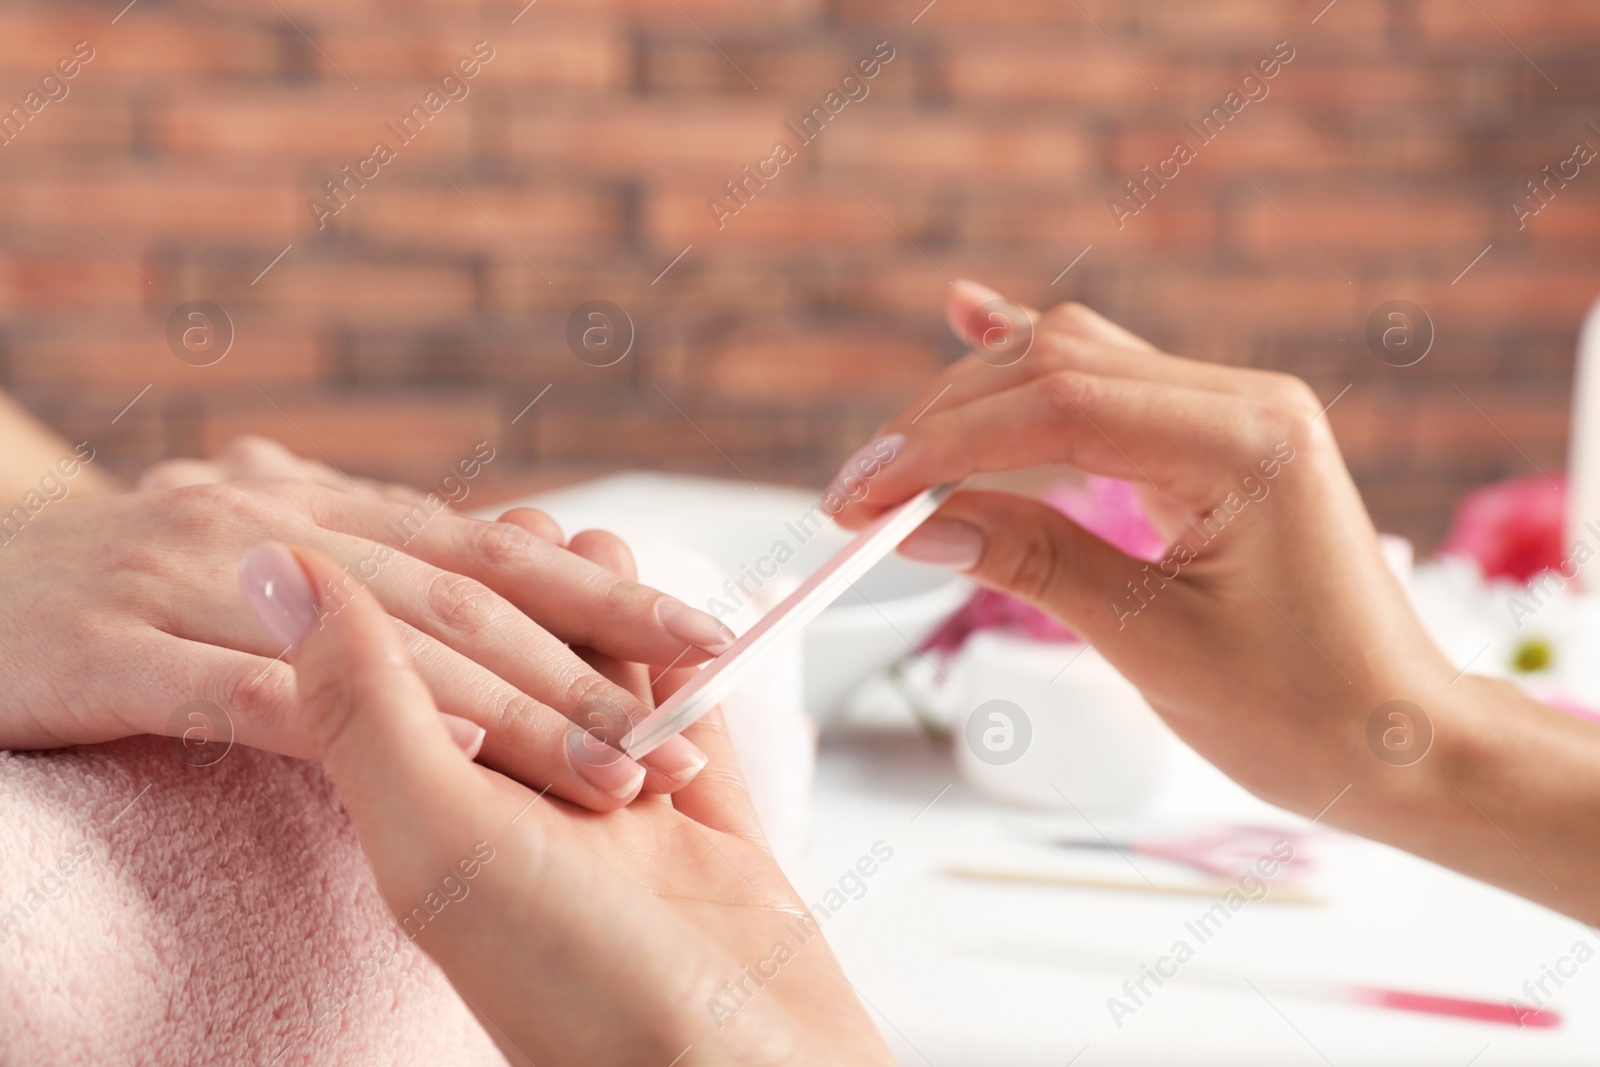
[1,0,1598,549]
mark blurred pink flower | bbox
[1440,473,1567,583]
[922,476,1166,655]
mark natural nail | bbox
[237,541,320,650]
[657,598,736,654]
[567,728,647,798]
[897,518,985,571]
[440,713,486,760]
[641,734,709,782]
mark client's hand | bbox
[243,540,893,1067]
[836,282,1600,922]
[0,479,733,809]
[137,435,428,505]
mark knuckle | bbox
[426,573,497,638]
[212,658,297,735]
[496,692,545,735]
[221,434,289,466]
[472,519,540,570]
[1041,301,1096,335]
[1005,524,1068,605]
[1039,368,1100,414]
[151,482,271,539]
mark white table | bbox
[799,727,1598,1066]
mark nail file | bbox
[624,483,960,758]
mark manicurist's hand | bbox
[0,479,733,809]
[241,540,893,1067]
[834,280,1600,924]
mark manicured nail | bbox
[238,541,320,650]
[440,714,486,760]
[898,518,985,571]
[641,734,708,783]
[950,279,1007,341]
[657,598,736,654]
[826,433,906,499]
[566,728,647,798]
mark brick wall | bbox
[1,0,1597,548]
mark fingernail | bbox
[440,713,486,760]
[898,518,985,571]
[952,278,1004,305]
[238,541,320,650]
[826,433,905,499]
[657,598,736,655]
[641,734,708,782]
[566,728,647,799]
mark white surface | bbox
[801,728,1598,1066]
[951,633,1177,810]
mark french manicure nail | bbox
[238,541,320,650]
[567,728,647,798]
[657,598,736,654]
[642,734,708,782]
[440,714,486,760]
[826,433,906,499]
[898,518,985,571]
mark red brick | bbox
[9,316,320,388]
[1415,0,1600,42]
[691,325,941,400]
[824,109,1093,179]
[946,42,1164,104]
[642,35,920,98]
[0,17,278,80]
[1230,187,1496,260]
[647,178,943,248]
[350,180,624,252]
[0,258,148,313]
[319,18,627,89]
[834,0,1130,30]
[249,260,478,322]
[199,394,501,482]
[510,101,793,178]
[159,90,473,163]
[0,169,300,243]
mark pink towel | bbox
[0,736,510,1067]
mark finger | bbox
[564,529,651,699]
[668,705,768,847]
[237,542,483,803]
[218,436,313,481]
[497,507,566,546]
[945,277,1041,353]
[306,489,735,665]
[237,542,544,936]
[165,519,669,783]
[896,489,1145,642]
[396,619,649,809]
[564,528,707,793]
[837,370,1294,528]
[136,459,225,492]
[141,635,310,758]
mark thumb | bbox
[235,541,486,832]
[897,490,1150,642]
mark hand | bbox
[0,479,736,810]
[137,435,429,505]
[244,539,894,1067]
[834,281,1600,923]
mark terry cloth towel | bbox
[0,736,510,1067]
